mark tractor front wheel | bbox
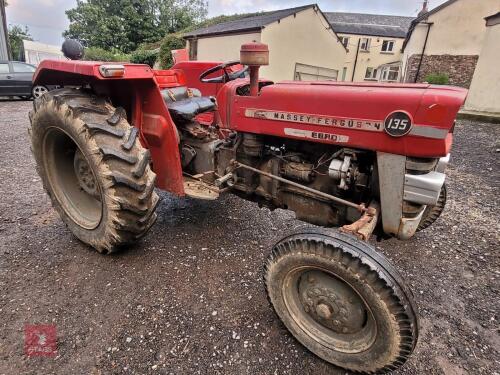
[29,88,159,253]
[265,229,418,374]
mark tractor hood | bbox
[220,80,468,158]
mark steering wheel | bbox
[199,61,248,83]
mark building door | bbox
[294,63,338,81]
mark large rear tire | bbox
[29,88,159,253]
[265,229,418,374]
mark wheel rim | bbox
[33,86,48,98]
[43,127,103,230]
[282,267,377,354]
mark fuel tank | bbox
[219,81,467,158]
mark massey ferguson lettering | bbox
[245,109,383,132]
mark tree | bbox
[64,0,207,53]
[8,25,32,61]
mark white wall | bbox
[403,0,500,75]
[189,32,261,62]
[338,33,405,82]
[260,7,346,81]
[464,19,500,113]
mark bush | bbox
[84,47,130,62]
[424,73,449,85]
[130,49,159,68]
[159,34,186,69]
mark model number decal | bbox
[384,111,413,137]
[284,128,349,143]
[245,109,383,132]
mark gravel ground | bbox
[0,99,498,375]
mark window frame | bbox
[381,40,395,53]
[0,63,10,74]
[340,36,349,48]
[11,62,36,73]
[380,66,400,82]
[364,67,378,81]
[359,37,371,52]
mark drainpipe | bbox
[414,22,433,83]
[351,38,361,81]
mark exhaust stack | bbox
[240,42,269,96]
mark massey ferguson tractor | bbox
[28,40,467,373]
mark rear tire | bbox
[29,88,159,253]
[264,229,418,374]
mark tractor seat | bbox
[161,86,215,123]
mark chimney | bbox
[418,0,429,17]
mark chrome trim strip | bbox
[410,125,449,139]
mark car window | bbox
[0,63,9,73]
[12,62,36,73]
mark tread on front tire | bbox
[29,88,159,254]
[264,229,418,374]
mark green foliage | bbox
[130,49,158,67]
[64,0,208,54]
[83,47,130,62]
[424,73,450,85]
[159,34,185,69]
[8,25,32,61]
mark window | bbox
[381,40,395,53]
[381,66,400,82]
[0,63,9,73]
[294,63,338,81]
[360,38,371,51]
[340,36,349,48]
[341,67,347,81]
[12,62,36,73]
[365,67,378,80]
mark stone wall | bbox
[404,54,479,88]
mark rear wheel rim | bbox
[282,266,377,354]
[43,127,103,230]
[33,86,48,98]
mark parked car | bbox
[0,61,56,99]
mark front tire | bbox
[29,88,159,253]
[265,229,418,374]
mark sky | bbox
[5,0,449,46]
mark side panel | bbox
[224,81,467,158]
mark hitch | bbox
[340,201,380,241]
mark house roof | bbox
[325,12,414,38]
[411,0,459,24]
[183,4,316,38]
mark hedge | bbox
[159,34,186,69]
[424,73,450,85]
[84,47,130,62]
[130,49,159,68]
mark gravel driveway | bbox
[0,99,498,375]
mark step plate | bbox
[183,177,219,200]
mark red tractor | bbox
[29,40,466,373]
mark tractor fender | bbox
[33,60,185,196]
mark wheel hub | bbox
[74,149,99,198]
[299,271,366,334]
